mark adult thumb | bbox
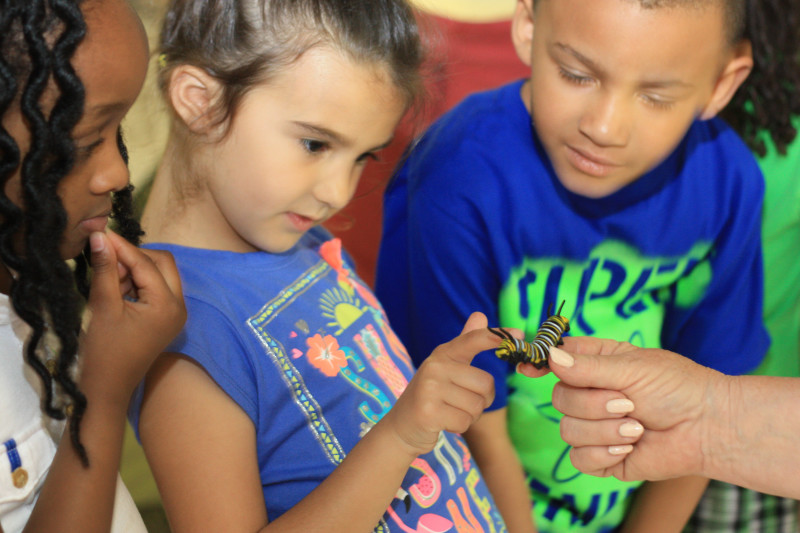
[547,343,630,391]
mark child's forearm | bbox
[264,419,422,532]
[619,476,709,533]
[22,395,129,532]
[464,409,538,533]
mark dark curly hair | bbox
[720,0,800,156]
[0,0,142,466]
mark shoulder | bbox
[395,80,540,197]
[418,80,530,152]
[677,118,765,201]
[684,118,763,179]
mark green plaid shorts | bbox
[684,480,798,533]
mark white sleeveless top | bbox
[0,294,145,532]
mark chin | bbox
[60,238,88,261]
[558,178,614,199]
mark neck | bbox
[142,140,256,252]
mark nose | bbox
[88,140,130,195]
[578,91,631,148]
[313,163,360,211]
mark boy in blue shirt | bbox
[377,0,769,531]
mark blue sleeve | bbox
[378,136,512,410]
[662,131,769,374]
[127,297,260,438]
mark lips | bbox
[287,212,317,232]
[78,208,112,234]
[566,146,619,177]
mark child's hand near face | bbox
[79,230,186,408]
[381,312,497,457]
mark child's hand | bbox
[78,230,186,408]
[383,312,498,457]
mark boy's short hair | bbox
[532,0,745,43]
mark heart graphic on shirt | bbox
[291,348,303,359]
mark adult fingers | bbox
[552,381,633,420]
[560,336,635,357]
[547,345,640,391]
[515,361,551,378]
[568,445,632,479]
[560,416,643,448]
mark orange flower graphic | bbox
[306,334,347,377]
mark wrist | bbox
[78,373,134,417]
[373,410,430,463]
[700,371,741,480]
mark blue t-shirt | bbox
[129,228,505,531]
[376,80,768,532]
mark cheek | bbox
[634,113,697,164]
[531,78,577,132]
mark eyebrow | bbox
[553,42,693,90]
[85,101,129,119]
[554,43,604,73]
[292,121,394,152]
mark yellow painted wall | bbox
[410,0,516,22]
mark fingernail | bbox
[609,444,634,456]
[515,362,523,374]
[90,232,105,252]
[619,422,643,437]
[606,398,635,414]
[549,346,574,367]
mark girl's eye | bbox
[301,139,328,154]
[75,138,103,163]
[356,152,380,164]
[558,67,593,86]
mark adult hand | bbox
[519,337,727,483]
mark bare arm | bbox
[140,353,427,533]
[619,477,709,533]
[463,408,537,533]
[22,232,186,532]
[529,337,800,499]
[140,312,500,533]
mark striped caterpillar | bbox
[488,301,570,368]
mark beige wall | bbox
[125,0,169,190]
[411,0,516,22]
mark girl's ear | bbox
[511,0,535,67]
[699,40,753,120]
[167,65,222,133]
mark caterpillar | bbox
[488,301,570,369]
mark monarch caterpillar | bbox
[488,301,570,369]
